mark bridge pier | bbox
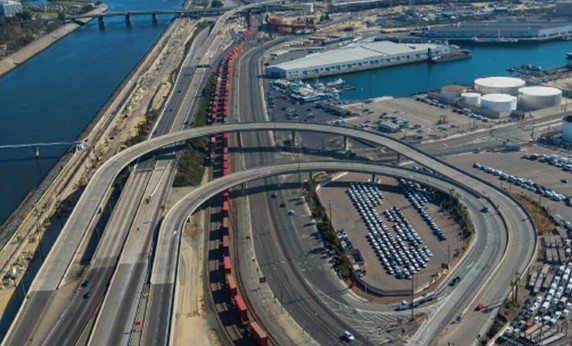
[125,14,132,27]
[98,17,105,29]
[343,135,349,152]
[371,174,376,184]
[291,130,296,147]
[152,13,158,24]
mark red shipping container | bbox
[224,255,231,273]
[223,167,229,176]
[227,274,237,297]
[222,201,229,217]
[223,191,229,201]
[223,235,230,256]
[250,322,268,346]
[222,216,229,235]
[223,161,229,171]
[234,295,248,321]
[223,147,229,155]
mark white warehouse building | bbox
[0,0,22,17]
[265,41,450,79]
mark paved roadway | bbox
[2,18,218,346]
[152,160,502,345]
[0,122,536,340]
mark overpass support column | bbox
[125,14,132,27]
[371,174,376,184]
[236,131,242,152]
[98,17,105,28]
[291,130,296,147]
[343,135,349,152]
[152,13,158,24]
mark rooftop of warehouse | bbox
[429,19,572,32]
[268,41,445,71]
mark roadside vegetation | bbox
[0,2,96,57]
[172,73,216,187]
[512,193,555,236]
[304,177,352,278]
[443,188,474,242]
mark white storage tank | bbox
[481,93,517,112]
[462,92,481,105]
[441,85,467,99]
[564,115,572,143]
[474,77,525,95]
[518,86,562,111]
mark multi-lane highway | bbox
[0,120,536,345]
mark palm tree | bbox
[510,271,521,303]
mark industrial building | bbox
[425,20,572,41]
[265,41,450,79]
[0,0,22,17]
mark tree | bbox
[211,0,223,8]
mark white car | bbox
[343,331,355,341]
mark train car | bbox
[227,274,237,297]
[222,235,230,256]
[222,200,229,217]
[222,216,230,236]
[224,255,231,273]
[250,322,268,346]
[234,295,248,321]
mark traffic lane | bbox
[413,192,501,344]
[2,292,53,346]
[91,262,147,346]
[159,162,493,344]
[142,283,172,346]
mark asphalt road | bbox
[1,120,537,346]
[152,160,503,345]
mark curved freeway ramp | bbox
[2,122,536,346]
[154,161,507,345]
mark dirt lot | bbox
[444,146,572,224]
[341,97,496,141]
[317,173,462,294]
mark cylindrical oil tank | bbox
[563,115,572,143]
[474,77,525,95]
[441,85,467,99]
[481,93,517,112]
[462,92,481,105]
[518,86,562,111]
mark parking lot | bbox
[444,147,572,224]
[317,173,461,293]
[340,96,497,141]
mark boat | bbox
[567,52,572,59]
[326,78,345,87]
[430,49,472,63]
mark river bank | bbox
[0,3,109,78]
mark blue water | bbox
[322,41,572,100]
[0,0,181,224]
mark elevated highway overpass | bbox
[153,161,503,345]
[2,122,537,345]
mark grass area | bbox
[304,177,352,278]
[123,109,159,147]
[172,73,216,187]
[443,188,474,240]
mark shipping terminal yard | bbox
[5,1,572,346]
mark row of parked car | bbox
[347,182,384,208]
[522,152,572,172]
[473,163,572,206]
[507,262,572,339]
[415,97,496,123]
[399,179,447,241]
